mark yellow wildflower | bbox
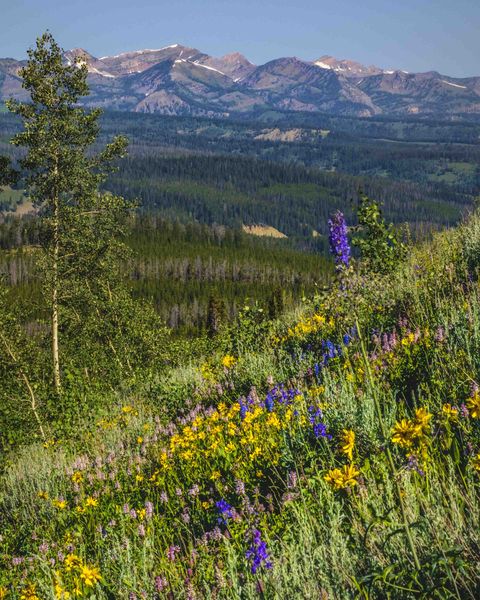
[84,497,98,508]
[266,413,281,430]
[20,584,40,600]
[37,491,49,500]
[442,403,458,420]
[137,436,143,444]
[64,554,82,571]
[0,587,7,600]
[221,355,236,369]
[79,564,102,587]
[467,391,480,419]
[55,582,71,599]
[308,385,325,398]
[340,429,355,461]
[71,471,83,484]
[414,407,432,434]
[53,499,67,510]
[392,407,431,450]
[210,471,221,481]
[325,463,360,490]
[471,454,480,473]
[391,419,418,448]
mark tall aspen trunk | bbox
[52,167,61,393]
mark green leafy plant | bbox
[353,194,407,273]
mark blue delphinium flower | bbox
[263,385,300,412]
[308,406,332,440]
[216,499,233,524]
[239,399,248,421]
[265,390,275,412]
[328,210,350,270]
[246,528,272,574]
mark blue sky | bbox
[1,0,479,77]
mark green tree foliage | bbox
[0,34,170,445]
[352,194,407,273]
[0,281,47,448]
[0,156,17,186]
[4,32,129,392]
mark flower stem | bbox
[355,318,421,572]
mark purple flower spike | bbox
[246,528,273,574]
[328,210,350,270]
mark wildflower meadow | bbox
[2,200,480,599]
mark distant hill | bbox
[1,45,480,118]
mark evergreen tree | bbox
[4,32,128,393]
[206,294,226,337]
[268,286,285,319]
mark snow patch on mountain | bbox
[441,80,467,89]
[100,45,180,60]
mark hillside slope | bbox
[2,211,480,597]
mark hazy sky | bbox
[1,0,479,76]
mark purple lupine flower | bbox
[381,333,391,352]
[245,529,273,574]
[181,510,191,524]
[406,454,425,477]
[167,545,181,561]
[188,485,200,497]
[287,471,298,489]
[39,542,49,554]
[328,210,350,270]
[138,524,146,537]
[160,491,169,503]
[155,576,168,592]
[145,501,154,520]
[210,526,223,541]
[235,478,246,496]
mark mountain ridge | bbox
[1,44,480,118]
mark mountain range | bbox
[1,44,479,118]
